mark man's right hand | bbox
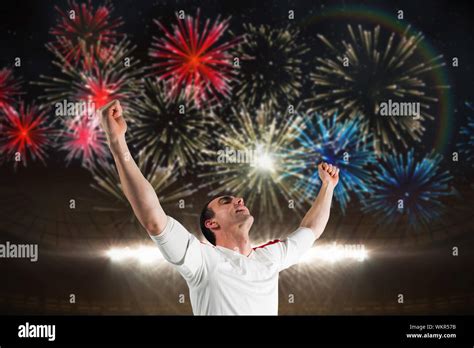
[97,100,127,145]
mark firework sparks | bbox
[149,10,241,108]
[289,113,376,213]
[457,102,474,165]
[74,38,143,111]
[77,66,129,111]
[309,24,448,152]
[38,37,141,113]
[37,37,141,169]
[0,68,23,110]
[91,152,198,225]
[49,0,123,70]
[128,78,213,173]
[198,104,306,219]
[0,103,54,167]
[362,150,453,227]
[233,24,309,109]
[58,113,109,168]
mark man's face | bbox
[205,195,254,233]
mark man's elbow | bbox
[144,219,167,236]
[300,223,324,240]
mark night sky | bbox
[0,0,473,315]
[1,0,474,161]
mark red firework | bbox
[0,68,23,110]
[79,73,125,110]
[49,0,123,70]
[0,104,53,167]
[149,10,241,107]
[60,114,109,168]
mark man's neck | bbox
[217,224,252,256]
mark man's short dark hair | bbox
[200,195,222,246]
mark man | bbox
[98,100,340,315]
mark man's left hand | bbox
[318,162,340,187]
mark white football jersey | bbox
[150,216,316,315]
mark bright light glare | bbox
[252,144,275,172]
[256,153,275,171]
[300,243,368,264]
[106,245,164,264]
[106,243,368,266]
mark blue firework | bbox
[362,150,453,227]
[457,102,474,165]
[288,113,376,213]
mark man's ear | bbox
[205,219,219,229]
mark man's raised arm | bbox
[300,162,339,239]
[97,100,167,236]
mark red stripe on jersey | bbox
[252,239,281,250]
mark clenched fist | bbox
[318,162,340,187]
[97,100,127,145]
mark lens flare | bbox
[106,245,164,264]
[457,102,474,166]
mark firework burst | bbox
[309,24,448,152]
[362,150,453,227]
[128,78,213,173]
[288,113,376,213]
[58,113,109,168]
[38,37,141,112]
[91,152,197,225]
[37,38,141,168]
[0,103,54,167]
[149,10,241,108]
[233,24,309,109]
[0,68,23,111]
[198,103,307,219]
[457,102,474,165]
[74,39,143,112]
[49,0,123,70]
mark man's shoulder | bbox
[195,239,219,258]
[251,240,285,263]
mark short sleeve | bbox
[149,216,205,285]
[255,227,316,271]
